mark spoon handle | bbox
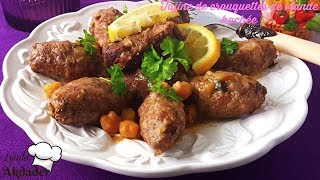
[266,32,320,66]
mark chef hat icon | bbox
[28,142,62,171]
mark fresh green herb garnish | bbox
[160,36,191,71]
[142,36,191,83]
[150,83,182,102]
[141,45,178,83]
[107,65,127,96]
[221,38,238,56]
[114,15,120,20]
[141,36,191,102]
[78,30,98,56]
[284,18,297,31]
[123,5,128,13]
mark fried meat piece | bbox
[191,71,267,119]
[28,41,104,83]
[169,10,191,24]
[102,21,182,69]
[90,8,188,48]
[214,39,277,75]
[49,77,128,126]
[124,69,150,100]
[89,8,123,47]
[138,92,186,155]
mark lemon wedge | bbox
[177,23,221,75]
[108,2,179,42]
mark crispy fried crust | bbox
[102,22,183,70]
[49,77,128,126]
[168,10,191,24]
[89,8,123,47]
[138,92,186,154]
[124,69,150,100]
[191,71,267,119]
[214,39,277,75]
[28,41,104,82]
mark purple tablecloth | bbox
[0,0,319,179]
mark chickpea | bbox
[106,111,121,122]
[121,108,136,121]
[100,111,121,135]
[161,82,170,89]
[43,82,62,98]
[119,120,140,139]
[172,81,192,100]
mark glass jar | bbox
[260,0,319,40]
[1,0,80,32]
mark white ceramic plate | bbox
[0,1,313,178]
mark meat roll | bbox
[191,71,267,119]
[124,69,150,100]
[138,92,186,155]
[28,41,104,82]
[214,39,277,75]
[49,77,128,126]
[102,21,183,70]
[168,10,191,24]
[89,8,123,47]
[90,8,188,48]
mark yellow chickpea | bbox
[172,81,192,100]
[43,82,62,98]
[119,120,140,139]
[100,111,121,135]
[121,108,136,121]
[106,111,121,122]
[161,82,170,89]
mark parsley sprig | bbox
[160,36,191,71]
[141,45,178,83]
[141,36,191,102]
[107,65,127,96]
[123,5,128,13]
[96,64,127,96]
[78,30,98,56]
[150,83,182,102]
[142,36,191,83]
[97,65,127,96]
[114,15,120,20]
[221,38,238,56]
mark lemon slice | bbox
[108,2,179,42]
[177,23,221,75]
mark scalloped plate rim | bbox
[0,1,313,178]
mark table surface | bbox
[0,0,319,179]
